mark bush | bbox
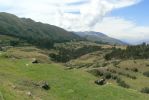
[125,68,129,70]
[102,62,108,67]
[118,72,136,79]
[113,61,120,67]
[126,74,137,79]
[141,87,149,94]
[131,68,138,72]
[116,78,130,88]
[133,60,137,63]
[111,75,118,80]
[107,68,117,73]
[105,43,149,60]
[143,71,149,77]
[104,72,112,79]
[88,69,104,77]
[146,64,149,67]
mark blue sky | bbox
[0,0,148,44]
[110,0,149,26]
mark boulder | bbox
[32,58,38,64]
[95,79,106,85]
[26,91,32,97]
[39,81,50,90]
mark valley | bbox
[0,45,149,100]
[0,13,149,100]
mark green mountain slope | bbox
[0,12,81,48]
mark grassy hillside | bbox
[0,12,81,48]
[0,50,148,100]
[64,44,149,94]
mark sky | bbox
[0,0,148,44]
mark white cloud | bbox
[93,17,149,44]
[0,0,148,44]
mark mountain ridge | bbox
[0,12,81,48]
[74,31,127,45]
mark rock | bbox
[26,64,29,66]
[95,79,106,85]
[26,91,32,96]
[39,81,50,90]
[32,58,38,64]
[12,85,17,89]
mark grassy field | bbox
[0,50,149,100]
[66,48,149,92]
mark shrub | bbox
[116,78,130,88]
[104,43,149,60]
[143,71,149,77]
[113,61,120,67]
[131,68,138,72]
[141,87,149,94]
[111,75,118,80]
[146,64,149,67]
[107,68,117,73]
[126,74,137,79]
[118,72,136,79]
[88,69,104,77]
[133,60,137,63]
[104,72,112,79]
[125,68,129,70]
[102,62,108,67]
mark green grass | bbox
[0,52,149,100]
[66,49,149,92]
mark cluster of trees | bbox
[141,87,149,94]
[50,45,101,62]
[105,43,149,60]
[0,38,26,47]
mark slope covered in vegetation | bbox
[105,43,149,60]
[0,12,81,48]
[0,49,148,100]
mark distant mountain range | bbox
[0,12,126,48]
[74,31,127,45]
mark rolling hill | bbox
[0,12,81,48]
[0,12,149,100]
[0,48,149,100]
[75,31,127,45]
